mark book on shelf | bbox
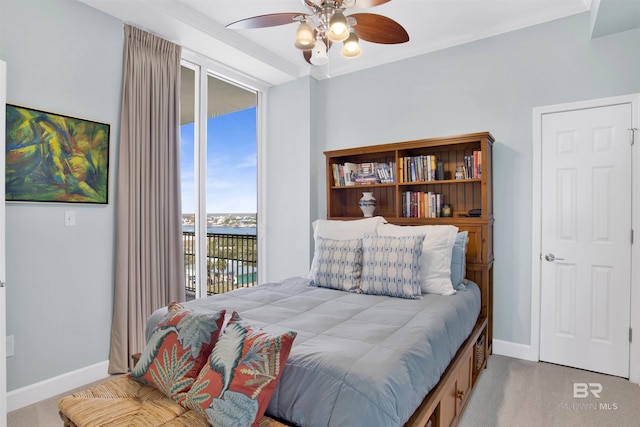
[331,161,395,186]
[402,191,443,218]
[400,154,439,182]
[461,151,482,179]
[344,162,357,186]
[332,164,342,186]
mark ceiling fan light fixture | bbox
[228,0,409,66]
[294,21,315,50]
[341,31,361,58]
[310,39,329,65]
[327,10,349,42]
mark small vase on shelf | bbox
[359,192,377,217]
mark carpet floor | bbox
[459,355,639,427]
[8,355,640,426]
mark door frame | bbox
[531,93,640,383]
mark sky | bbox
[180,107,257,214]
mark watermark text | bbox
[573,382,602,398]
[556,383,618,412]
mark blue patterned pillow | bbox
[360,235,424,299]
[451,231,468,290]
[310,237,363,291]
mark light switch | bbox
[65,210,76,226]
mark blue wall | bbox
[312,13,640,345]
[0,0,122,390]
[265,76,316,281]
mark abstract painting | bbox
[5,104,110,204]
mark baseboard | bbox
[7,360,110,412]
[493,339,538,361]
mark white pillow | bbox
[376,223,458,295]
[312,216,386,241]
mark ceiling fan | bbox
[227,0,409,65]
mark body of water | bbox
[182,225,256,235]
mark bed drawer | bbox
[438,346,473,427]
[456,348,473,415]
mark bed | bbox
[144,217,491,427]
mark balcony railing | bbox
[183,231,257,299]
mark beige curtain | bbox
[109,25,184,374]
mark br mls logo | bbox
[573,383,602,398]
[568,383,618,410]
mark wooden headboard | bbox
[384,216,493,354]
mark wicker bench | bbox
[58,374,289,427]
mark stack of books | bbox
[402,191,444,218]
[462,151,482,179]
[399,154,438,182]
[331,161,395,186]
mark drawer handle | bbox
[457,390,465,400]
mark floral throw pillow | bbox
[130,302,226,401]
[180,318,297,427]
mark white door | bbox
[539,103,632,378]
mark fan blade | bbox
[350,0,392,8]
[227,13,303,30]
[350,13,409,44]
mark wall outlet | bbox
[6,335,14,357]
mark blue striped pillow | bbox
[310,237,363,291]
[360,235,424,299]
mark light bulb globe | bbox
[341,32,361,58]
[295,22,315,50]
[328,11,349,42]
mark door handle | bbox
[544,253,564,262]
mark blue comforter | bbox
[146,276,480,427]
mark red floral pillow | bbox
[179,318,297,427]
[130,302,226,401]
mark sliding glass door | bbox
[180,60,258,300]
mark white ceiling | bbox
[79,0,594,86]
